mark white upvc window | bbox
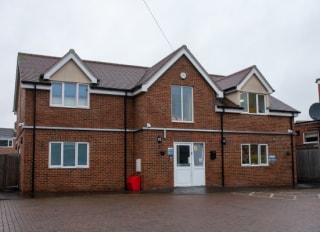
[51,82,89,108]
[0,139,13,148]
[241,144,268,166]
[240,92,265,114]
[49,142,89,168]
[171,85,193,122]
[303,131,319,144]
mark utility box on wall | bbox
[210,151,216,160]
[136,158,141,172]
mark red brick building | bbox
[13,46,299,193]
[295,78,320,149]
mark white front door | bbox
[174,143,205,187]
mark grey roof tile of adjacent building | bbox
[0,128,16,138]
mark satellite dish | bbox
[309,102,320,120]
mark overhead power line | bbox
[142,0,174,51]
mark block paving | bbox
[1,188,320,232]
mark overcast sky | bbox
[1,0,320,128]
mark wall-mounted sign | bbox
[168,147,173,156]
[269,155,276,163]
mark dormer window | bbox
[240,92,265,114]
[51,82,89,108]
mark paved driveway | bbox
[1,188,320,232]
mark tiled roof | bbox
[16,47,298,113]
[18,53,59,82]
[85,62,147,90]
[269,95,300,113]
[17,53,148,90]
[214,66,256,91]
[0,128,16,138]
[215,98,243,109]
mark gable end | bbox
[43,49,97,84]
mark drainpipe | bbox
[124,91,128,190]
[31,83,37,194]
[290,113,295,188]
[220,107,225,187]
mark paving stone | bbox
[1,188,320,231]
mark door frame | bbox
[173,142,205,187]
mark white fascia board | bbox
[21,83,51,90]
[215,106,243,114]
[141,48,224,98]
[268,111,299,117]
[215,105,297,117]
[43,52,97,84]
[90,89,134,96]
[21,83,133,97]
[238,68,274,94]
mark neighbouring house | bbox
[0,128,16,155]
[295,79,320,182]
[0,128,18,190]
[295,78,320,149]
[13,45,300,193]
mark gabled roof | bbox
[15,46,298,115]
[16,46,224,97]
[17,52,148,90]
[214,65,274,93]
[135,45,223,97]
[0,128,15,138]
[43,49,98,84]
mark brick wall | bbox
[18,86,136,192]
[0,143,17,155]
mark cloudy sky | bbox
[1,0,320,128]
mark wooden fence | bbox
[0,154,19,190]
[296,149,320,182]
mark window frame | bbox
[303,131,319,144]
[241,144,268,166]
[50,82,90,108]
[171,85,194,123]
[0,139,13,148]
[240,92,266,114]
[49,142,89,168]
